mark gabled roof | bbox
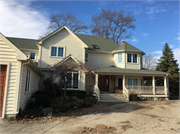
[38,26,88,48]
[0,33,27,60]
[52,55,79,69]
[96,66,169,75]
[6,37,39,50]
[76,34,120,52]
[113,41,144,54]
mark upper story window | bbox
[51,46,64,57]
[30,52,36,59]
[85,53,88,61]
[92,45,99,49]
[118,53,123,63]
[127,53,137,63]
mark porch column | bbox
[123,75,125,91]
[152,76,155,95]
[164,76,167,95]
[95,74,98,86]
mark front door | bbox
[0,65,7,117]
[118,78,123,89]
[98,75,109,91]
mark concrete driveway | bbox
[0,100,180,134]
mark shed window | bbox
[30,52,36,59]
[25,69,31,93]
[85,53,88,61]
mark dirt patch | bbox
[159,106,166,109]
[133,104,153,110]
[121,121,130,124]
[10,102,117,124]
[71,124,116,133]
[121,124,133,131]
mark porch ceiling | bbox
[96,66,170,76]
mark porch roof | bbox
[96,66,170,76]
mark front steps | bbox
[100,93,127,102]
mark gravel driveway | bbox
[0,100,180,134]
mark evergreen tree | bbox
[156,43,179,96]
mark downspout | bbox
[16,60,30,113]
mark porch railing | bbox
[155,86,165,94]
[94,85,100,101]
[125,85,165,95]
[123,86,129,101]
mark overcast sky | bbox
[0,0,179,66]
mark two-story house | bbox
[0,26,170,119]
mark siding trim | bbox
[14,61,22,113]
[1,62,10,118]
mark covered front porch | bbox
[94,73,170,101]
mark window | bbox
[128,78,132,85]
[118,53,123,63]
[60,71,79,89]
[127,53,138,63]
[25,69,31,93]
[128,78,138,86]
[92,45,99,49]
[30,52,35,59]
[85,53,88,61]
[51,46,64,57]
[127,53,132,63]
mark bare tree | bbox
[91,9,136,44]
[39,13,88,39]
[51,59,95,105]
[143,54,157,70]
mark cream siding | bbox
[40,29,84,68]
[114,53,125,68]
[86,52,114,68]
[125,53,141,69]
[0,39,18,115]
[19,64,40,110]
[85,74,95,95]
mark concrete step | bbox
[100,100,127,102]
[99,93,127,102]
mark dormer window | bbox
[127,53,137,63]
[92,45,99,49]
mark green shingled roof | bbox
[76,34,120,52]
[76,34,144,53]
[96,66,167,74]
[7,37,39,50]
[113,41,143,53]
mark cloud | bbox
[173,47,180,66]
[175,36,180,40]
[131,38,138,42]
[142,33,149,38]
[169,45,174,49]
[159,42,166,44]
[146,6,166,14]
[146,5,166,19]
[0,0,49,39]
[152,51,162,55]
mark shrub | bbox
[35,95,52,108]
[35,90,54,98]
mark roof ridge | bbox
[6,37,38,40]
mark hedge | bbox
[35,89,86,99]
